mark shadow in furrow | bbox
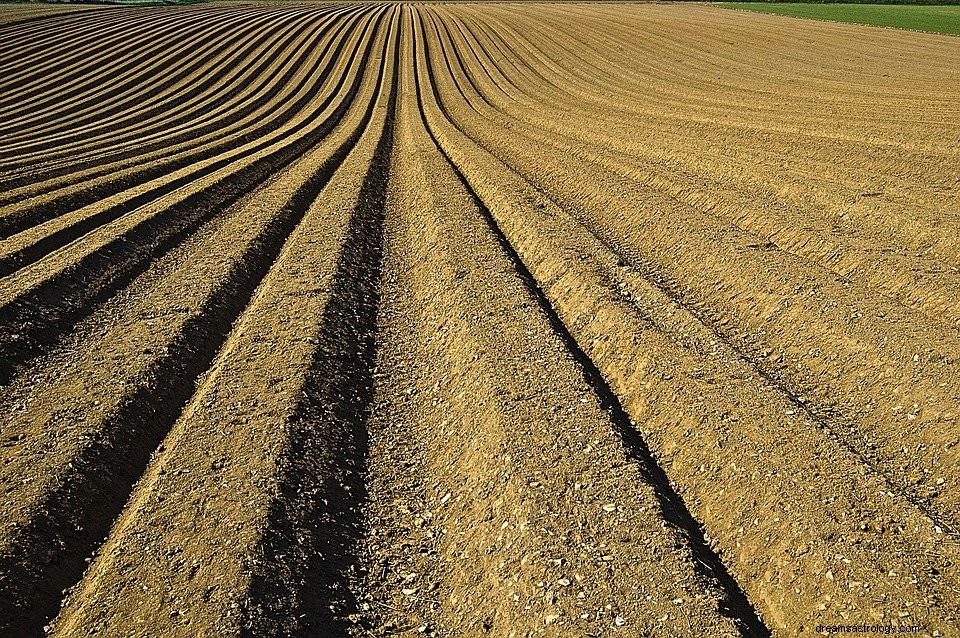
[0,8,353,205]
[0,12,388,388]
[0,9,367,246]
[452,162,771,638]
[0,27,392,638]
[411,26,770,636]
[241,28,398,638]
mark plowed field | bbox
[1,3,959,637]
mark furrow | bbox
[0,8,359,229]
[0,6,345,181]
[412,11,765,636]
[43,10,398,636]
[0,9,391,636]
[0,6,206,74]
[352,13,744,637]
[0,7,357,231]
[0,7,313,157]
[451,8,960,328]
[0,7,239,119]
[0,10,383,385]
[419,7,960,634]
[0,4,109,31]
[467,6,960,267]
[427,5,960,532]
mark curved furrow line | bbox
[0,5,957,637]
[0,5,112,34]
[504,3,959,131]
[0,6,245,117]
[0,7,277,139]
[0,7,309,153]
[430,5,960,531]
[0,7,359,203]
[440,10,960,330]
[0,8,393,636]
[481,2,960,187]
[350,12,750,637]
[480,4,960,174]
[0,6,340,145]
[482,6,834,131]
[413,10,767,636]
[0,6,178,76]
[419,6,960,634]
[590,3,960,88]
[0,6,347,171]
[496,5,956,181]
[0,6,384,385]
[454,8,951,400]
[0,8,362,246]
[0,4,270,89]
[443,7,960,317]
[468,7,960,245]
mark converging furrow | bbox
[0,3,958,637]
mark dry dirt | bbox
[0,3,958,637]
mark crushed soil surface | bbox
[1,3,958,637]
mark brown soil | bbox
[0,3,958,637]
[0,3,104,27]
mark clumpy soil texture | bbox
[0,3,958,637]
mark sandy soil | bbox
[1,3,958,637]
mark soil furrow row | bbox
[0,9,392,636]
[0,7,359,235]
[413,10,766,636]
[0,7,321,159]
[353,14,743,636]
[0,6,350,184]
[419,8,960,634]
[0,7,382,384]
[0,4,109,31]
[453,9,960,327]
[42,10,398,636]
[426,6,960,532]
[0,7,250,120]
[1,5,957,637]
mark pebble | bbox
[602,504,617,513]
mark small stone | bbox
[544,614,560,625]
[614,616,626,626]
[602,504,617,513]
[557,578,570,586]
[402,588,418,596]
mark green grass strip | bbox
[717,3,960,35]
